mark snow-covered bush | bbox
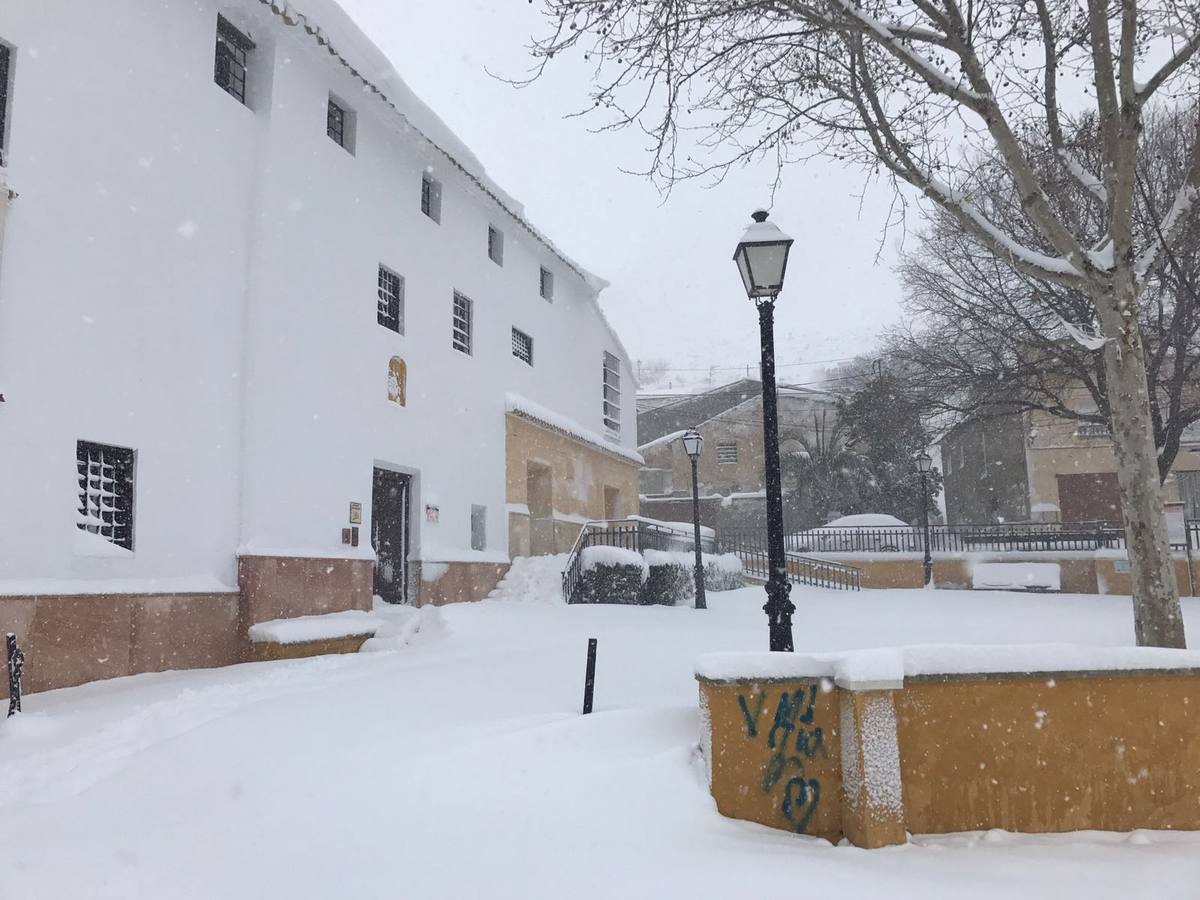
[577,546,647,604]
[639,550,695,606]
[703,553,745,591]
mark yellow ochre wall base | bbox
[700,668,1200,847]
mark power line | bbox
[637,354,862,375]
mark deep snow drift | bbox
[1,586,1199,898]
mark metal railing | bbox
[717,530,861,591]
[715,521,1132,555]
[561,518,717,603]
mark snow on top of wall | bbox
[627,515,715,538]
[696,643,1200,690]
[823,514,910,528]
[637,430,690,453]
[0,575,238,597]
[248,609,383,643]
[506,393,644,463]
[972,562,1061,591]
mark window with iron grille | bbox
[377,265,403,334]
[0,42,11,163]
[471,505,487,551]
[421,173,442,223]
[602,352,622,434]
[76,440,135,551]
[214,16,253,105]
[452,292,473,355]
[717,442,739,465]
[539,267,554,301]
[511,327,533,365]
[488,226,504,265]
[327,96,355,152]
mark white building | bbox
[0,0,640,692]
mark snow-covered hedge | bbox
[640,550,695,606]
[577,546,647,604]
[704,553,745,591]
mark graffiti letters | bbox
[736,686,827,834]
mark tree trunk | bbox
[1097,280,1187,648]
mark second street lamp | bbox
[733,210,795,652]
[680,428,707,610]
[916,450,934,587]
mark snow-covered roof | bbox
[637,429,689,453]
[506,393,644,465]
[255,0,636,371]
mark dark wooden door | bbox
[372,467,411,604]
[1057,472,1122,524]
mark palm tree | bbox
[781,411,862,527]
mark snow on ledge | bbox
[248,610,383,644]
[505,393,644,465]
[696,643,1200,691]
[0,575,237,597]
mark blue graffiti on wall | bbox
[737,685,827,833]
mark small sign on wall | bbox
[1114,559,1131,574]
[349,502,362,525]
[425,504,440,524]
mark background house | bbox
[941,407,1200,525]
[637,380,837,530]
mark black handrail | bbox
[716,530,861,591]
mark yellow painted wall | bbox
[701,668,1200,847]
[505,413,640,555]
[700,679,842,842]
[896,673,1200,835]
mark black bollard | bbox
[582,637,597,715]
[6,633,24,717]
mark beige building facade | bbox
[942,404,1200,525]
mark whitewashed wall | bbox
[0,0,637,589]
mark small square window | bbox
[471,504,487,551]
[540,267,554,301]
[452,291,473,355]
[214,16,254,106]
[512,327,533,366]
[377,265,403,334]
[717,442,739,465]
[488,226,504,266]
[421,173,442,223]
[327,96,355,153]
[76,440,136,551]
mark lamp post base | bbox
[763,577,795,652]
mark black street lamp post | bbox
[680,428,707,610]
[733,210,795,652]
[916,451,934,586]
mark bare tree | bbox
[531,0,1200,647]
[890,107,1200,480]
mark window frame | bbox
[377,264,404,334]
[326,94,355,153]
[511,327,534,366]
[539,267,554,301]
[602,351,622,435]
[214,16,254,106]
[76,440,136,551]
[452,291,473,356]
[421,173,442,223]
[0,41,12,164]
[488,226,504,266]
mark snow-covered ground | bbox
[2,585,1200,898]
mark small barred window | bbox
[512,327,533,365]
[76,440,135,551]
[377,265,403,333]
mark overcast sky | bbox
[337,0,912,392]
